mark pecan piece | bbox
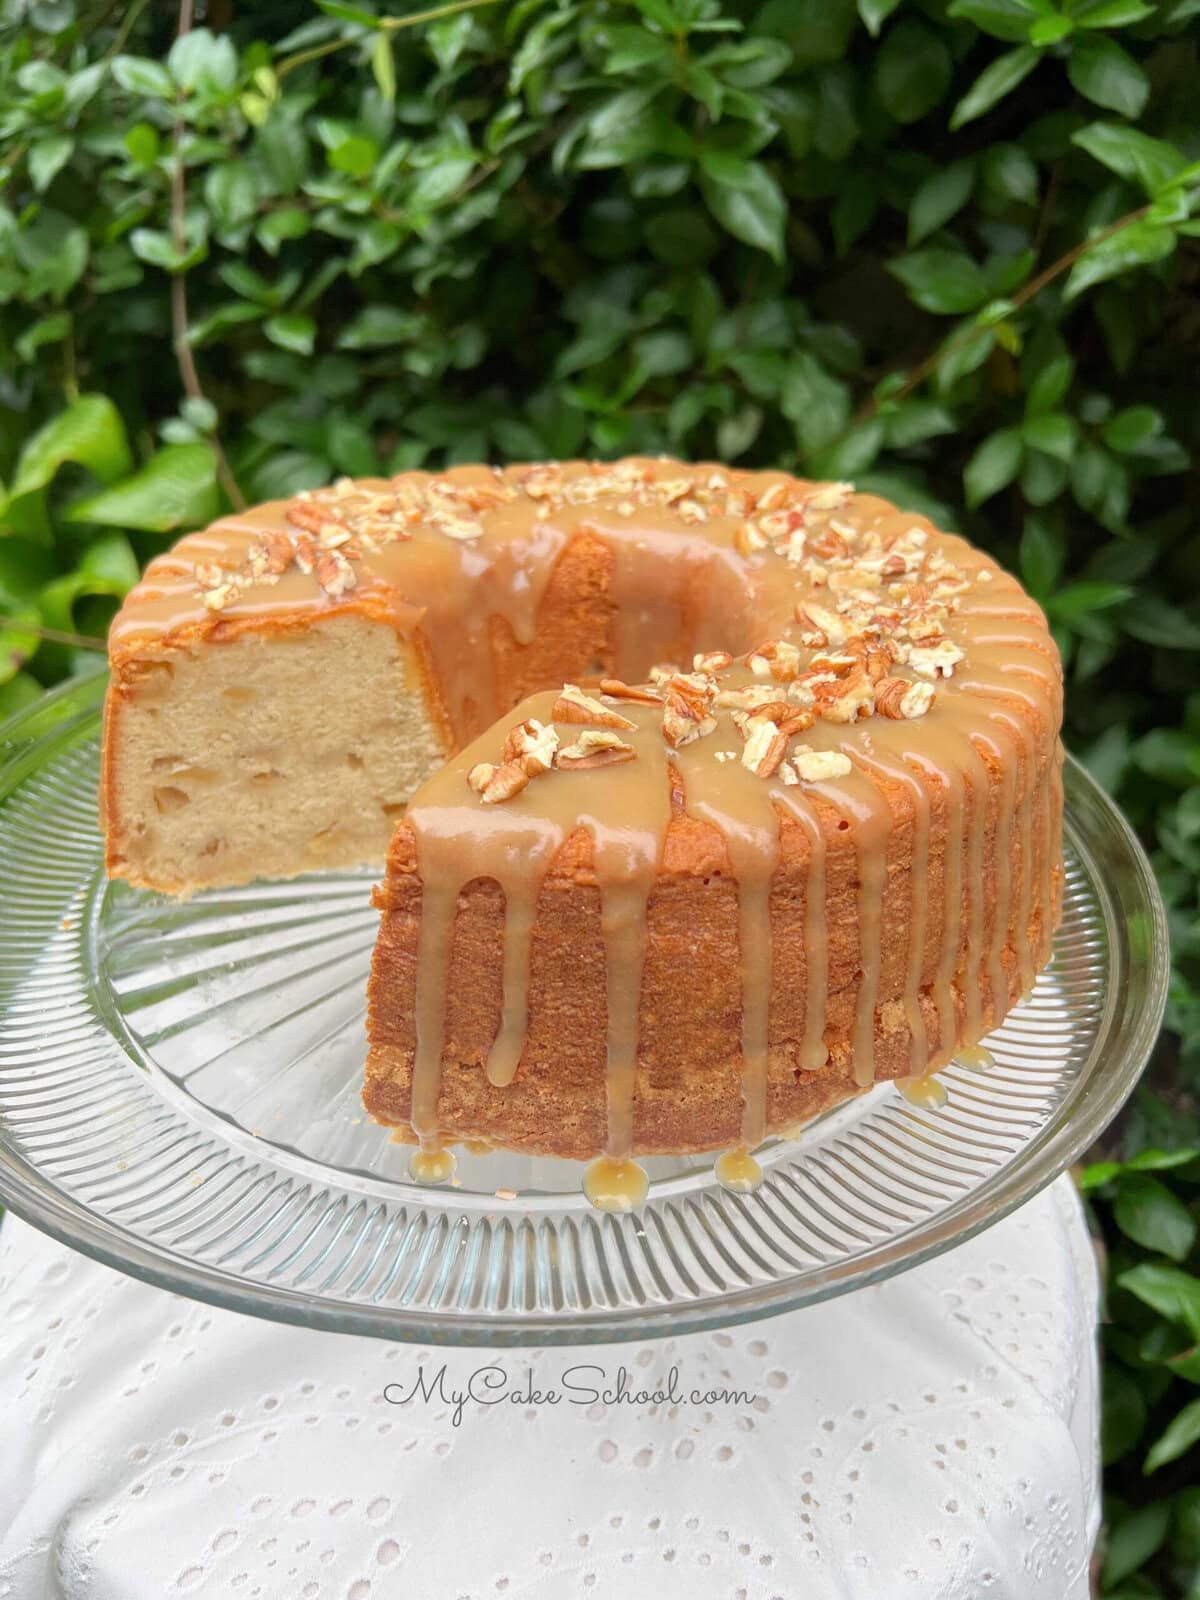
[502,717,559,775]
[741,716,789,779]
[286,500,338,535]
[599,678,662,705]
[555,730,637,770]
[552,683,636,730]
[791,746,853,782]
[468,760,530,803]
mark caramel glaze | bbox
[108,458,1064,1199]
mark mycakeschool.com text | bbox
[383,1364,758,1428]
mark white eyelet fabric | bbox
[0,1176,1098,1600]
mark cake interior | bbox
[103,615,445,894]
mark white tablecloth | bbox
[0,1176,1099,1600]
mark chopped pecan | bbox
[791,746,853,782]
[874,677,911,720]
[734,521,770,557]
[552,683,636,730]
[555,730,637,770]
[286,500,338,535]
[806,526,848,562]
[812,670,875,724]
[599,678,662,705]
[741,716,789,779]
[502,718,559,775]
[692,651,733,675]
[468,760,530,803]
[746,638,803,682]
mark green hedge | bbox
[1,1,1199,1587]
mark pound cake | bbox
[103,458,1064,1203]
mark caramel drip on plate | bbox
[715,1148,764,1194]
[957,1043,994,1071]
[898,1074,948,1110]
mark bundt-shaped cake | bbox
[103,458,1064,1203]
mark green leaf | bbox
[950,45,1041,131]
[1123,598,1200,652]
[1103,405,1162,453]
[1072,123,1189,195]
[1127,1147,1200,1173]
[1172,1485,1200,1563]
[1020,516,1064,594]
[781,353,851,455]
[699,155,786,262]
[65,445,219,533]
[1064,220,1177,299]
[329,135,379,178]
[1115,1175,1198,1261]
[112,55,174,97]
[982,142,1039,206]
[265,313,317,354]
[1120,1264,1200,1342]
[13,210,88,301]
[1067,34,1149,118]
[14,312,69,363]
[371,33,396,103]
[964,427,1022,507]
[338,306,423,348]
[1102,1501,1169,1583]
[1073,0,1155,25]
[1021,412,1076,460]
[881,399,956,448]
[124,122,160,164]
[28,134,73,194]
[857,0,902,35]
[1078,1158,1122,1190]
[1048,580,1131,619]
[908,160,975,245]
[168,28,238,95]
[10,396,133,502]
[1146,1398,1200,1475]
[1101,1365,1147,1465]
[1133,728,1200,785]
[1025,354,1073,414]
[889,248,989,314]
[315,0,377,22]
[0,601,40,683]
[130,228,208,274]
[0,674,43,721]
[875,21,953,124]
[204,163,260,229]
[257,116,309,192]
[946,0,1038,42]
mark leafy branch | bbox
[169,0,245,512]
[275,0,505,81]
[857,203,1154,427]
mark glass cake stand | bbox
[0,672,1169,1346]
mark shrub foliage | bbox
[1,0,1199,1587]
